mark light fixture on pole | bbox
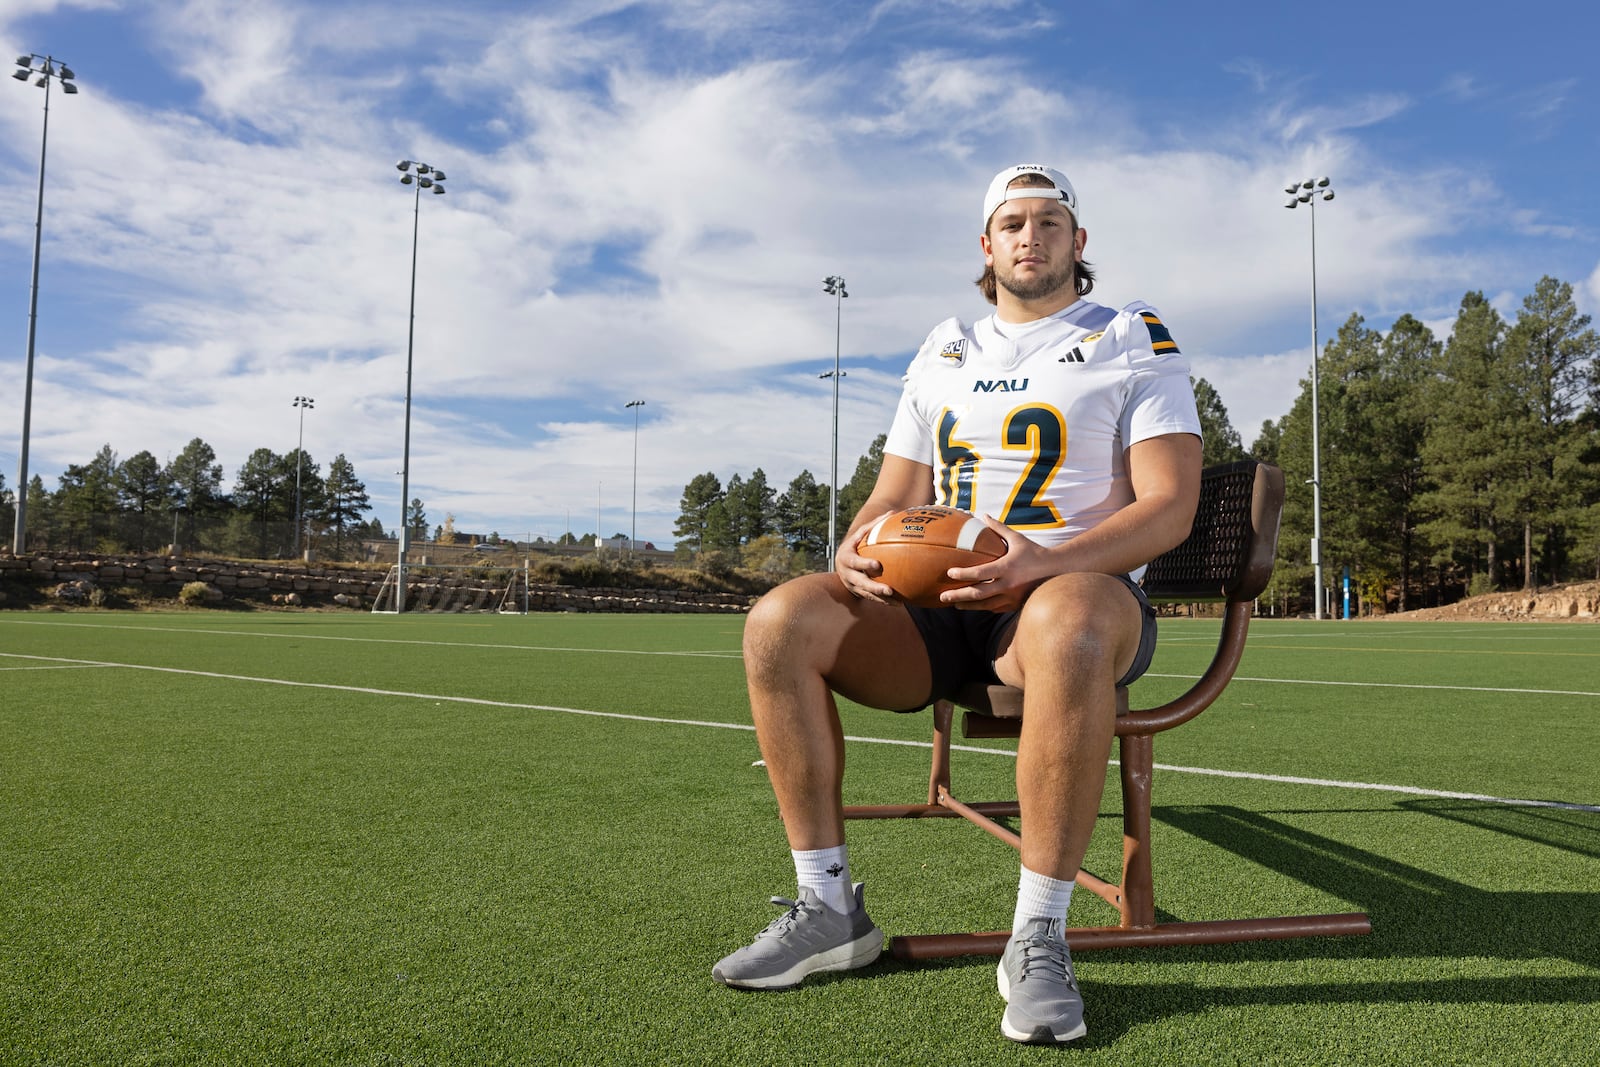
[821,275,848,570]
[626,400,645,556]
[1283,176,1334,620]
[393,159,447,612]
[292,396,315,558]
[10,53,77,555]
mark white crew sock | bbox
[793,845,854,914]
[1013,865,1074,935]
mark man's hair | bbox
[976,173,1095,304]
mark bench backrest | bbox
[1142,460,1284,605]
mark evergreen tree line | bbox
[671,437,891,578]
[672,276,1600,611]
[0,438,382,561]
[1255,277,1600,611]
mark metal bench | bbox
[843,459,1372,958]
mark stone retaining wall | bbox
[0,553,756,614]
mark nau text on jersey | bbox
[973,378,1029,393]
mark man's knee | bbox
[743,574,843,681]
[1014,574,1137,676]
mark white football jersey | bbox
[883,299,1201,551]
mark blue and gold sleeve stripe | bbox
[1140,312,1180,354]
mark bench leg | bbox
[927,699,955,806]
[1119,732,1156,929]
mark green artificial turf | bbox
[2,611,1596,1064]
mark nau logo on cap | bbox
[940,339,967,365]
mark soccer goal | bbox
[370,560,530,614]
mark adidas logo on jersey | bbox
[1059,346,1086,363]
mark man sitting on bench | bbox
[711,163,1203,1046]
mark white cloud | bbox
[1269,92,1412,142]
[1,1,1590,547]
[1581,260,1600,320]
[1193,349,1309,446]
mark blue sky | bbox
[2,0,1597,548]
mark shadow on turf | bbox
[1073,971,1600,1048]
[1243,799,1600,861]
[1397,797,1600,859]
[1152,803,1600,971]
[854,800,1599,1046]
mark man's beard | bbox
[996,258,1077,302]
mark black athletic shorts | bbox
[899,574,1158,712]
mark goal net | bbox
[370,561,530,615]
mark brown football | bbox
[856,505,1007,607]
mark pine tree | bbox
[728,468,775,545]
[25,476,52,549]
[673,472,723,553]
[166,438,225,553]
[234,448,287,558]
[0,471,13,540]
[405,498,427,543]
[1296,313,1440,611]
[115,450,173,553]
[777,470,829,561]
[703,494,737,553]
[1563,409,1600,579]
[1250,419,1281,465]
[56,445,119,551]
[1501,276,1600,587]
[283,448,323,554]
[319,454,372,559]
[1369,314,1440,609]
[710,475,746,552]
[1191,377,1246,467]
[838,434,886,528]
[1418,292,1511,593]
[1272,342,1337,611]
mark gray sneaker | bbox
[997,917,1086,1044]
[712,883,883,990]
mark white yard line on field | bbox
[1144,672,1600,699]
[6,619,1595,693]
[5,650,1596,814]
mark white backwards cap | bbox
[982,163,1080,229]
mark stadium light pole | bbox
[1284,176,1334,620]
[10,54,78,555]
[818,366,847,559]
[821,275,848,570]
[626,400,645,556]
[393,159,446,612]
[292,396,314,558]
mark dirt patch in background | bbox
[1378,580,1600,622]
